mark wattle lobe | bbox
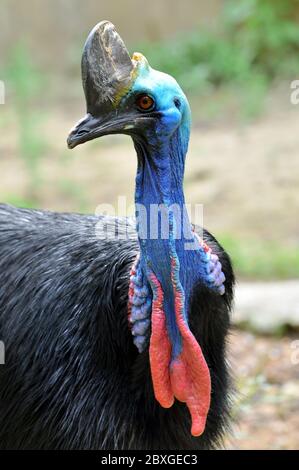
[148,269,211,437]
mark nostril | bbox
[77,129,89,136]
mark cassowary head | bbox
[67,21,191,150]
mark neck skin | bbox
[133,125,203,358]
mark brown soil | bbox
[227,330,299,450]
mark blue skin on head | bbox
[129,59,191,144]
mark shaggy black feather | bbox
[0,203,234,450]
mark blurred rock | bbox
[234,281,299,333]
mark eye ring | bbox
[136,94,155,112]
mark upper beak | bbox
[67,20,135,149]
[67,112,128,149]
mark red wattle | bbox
[129,251,211,437]
[169,336,211,436]
[170,258,211,437]
[148,262,211,437]
[148,273,174,408]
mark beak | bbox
[67,20,136,149]
[67,112,131,149]
[67,110,157,149]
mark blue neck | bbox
[133,127,205,358]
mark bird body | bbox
[0,21,235,449]
[0,206,233,449]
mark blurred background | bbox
[0,0,298,449]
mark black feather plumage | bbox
[0,203,234,449]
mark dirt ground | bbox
[227,330,299,450]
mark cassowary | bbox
[0,21,234,450]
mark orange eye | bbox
[136,94,155,111]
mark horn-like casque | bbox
[81,21,134,115]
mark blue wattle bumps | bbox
[128,233,226,353]
[128,257,152,353]
[193,231,226,296]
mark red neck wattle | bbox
[148,264,211,437]
[128,245,212,437]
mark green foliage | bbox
[136,0,299,118]
[223,0,299,79]
[5,45,42,105]
[219,234,299,280]
[4,44,47,201]
[3,194,38,209]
